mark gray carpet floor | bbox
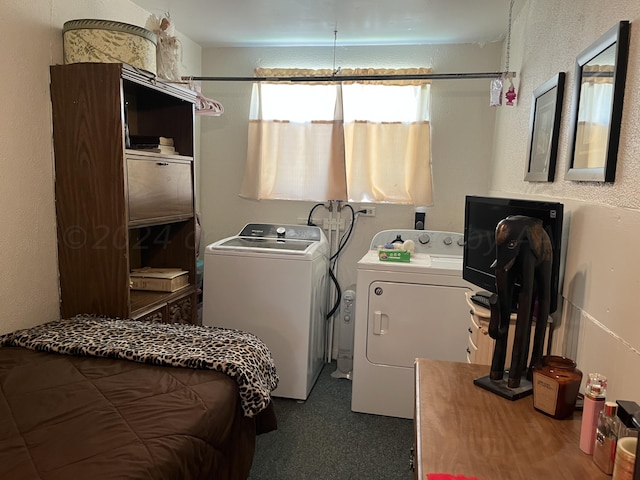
[248,362,415,480]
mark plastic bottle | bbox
[580,373,607,454]
[593,401,620,474]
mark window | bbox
[240,68,433,205]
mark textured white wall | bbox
[0,0,201,334]
[491,0,640,402]
[198,43,502,292]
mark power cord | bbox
[326,204,358,318]
[303,202,363,319]
[307,203,327,226]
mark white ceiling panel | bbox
[129,0,524,47]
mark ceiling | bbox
[130,0,524,48]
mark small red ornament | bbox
[505,81,517,106]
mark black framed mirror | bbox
[525,73,565,182]
[566,20,630,182]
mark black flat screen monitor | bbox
[463,195,564,313]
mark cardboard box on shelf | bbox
[130,268,188,292]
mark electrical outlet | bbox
[360,207,376,217]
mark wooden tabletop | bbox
[414,358,609,480]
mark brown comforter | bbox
[0,347,276,480]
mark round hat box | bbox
[63,19,157,75]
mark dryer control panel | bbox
[369,229,465,256]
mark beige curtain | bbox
[241,67,433,205]
[341,68,432,205]
[345,120,432,204]
[241,77,347,201]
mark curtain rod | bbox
[183,72,516,83]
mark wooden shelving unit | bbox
[50,62,198,324]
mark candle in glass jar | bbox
[532,355,583,419]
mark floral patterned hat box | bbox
[62,19,157,76]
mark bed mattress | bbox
[0,317,278,479]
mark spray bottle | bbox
[580,373,607,454]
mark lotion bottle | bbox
[580,373,607,454]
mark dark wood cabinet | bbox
[50,62,197,324]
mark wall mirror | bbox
[566,20,630,182]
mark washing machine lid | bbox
[205,223,328,257]
[215,236,315,253]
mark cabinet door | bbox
[473,322,495,366]
[127,156,193,224]
[467,335,478,363]
[365,281,472,367]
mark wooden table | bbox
[414,358,609,480]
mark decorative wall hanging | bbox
[525,73,565,182]
[490,0,518,107]
[566,20,630,182]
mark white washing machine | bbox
[351,229,475,419]
[203,223,329,400]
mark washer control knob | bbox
[457,237,465,247]
[418,233,431,244]
[276,227,286,238]
[443,236,453,245]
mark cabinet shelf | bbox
[130,285,195,320]
[125,149,194,161]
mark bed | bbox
[0,316,279,480]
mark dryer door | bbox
[366,281,472,367]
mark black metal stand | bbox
[473,371,533,401]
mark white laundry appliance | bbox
[203,223,329,400]
[351,229,474,419]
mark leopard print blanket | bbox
[0,315,279,417]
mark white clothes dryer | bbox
[351,229,475,419]
[203,223,329,400]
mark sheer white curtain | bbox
[240,68,433,205]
